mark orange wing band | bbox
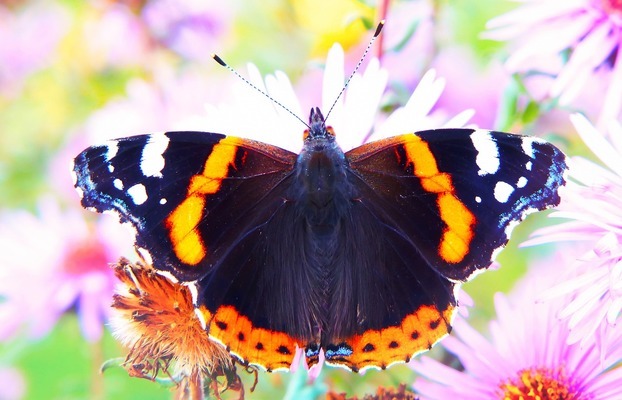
[401,135,475,263]
[165,137,242,266]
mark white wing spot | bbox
[470,129,500,176]
[128,184,148,205]
[517,176,528,188]
[475,196,482,203]
[105,142,119,161]
[159,198,167,205]
[70,167,78,185]
[113,179,124,190]
[525,161,533,171]
[494,181,514,203]
[141,133,170,178]
[521,137,544,159]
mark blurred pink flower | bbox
[525,113,622,347]
[0,3,69,96]
[0,201,132,342]
[380,0,436,88]
[83,2,151,68]
[432,46,507,129]
[410,263,622,399]
[142,0,232,62]
[80,66,229,142]
[0,367,25,400]
[485,0,622,125]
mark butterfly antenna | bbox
[212,54,310,129]
[324,20,385,121]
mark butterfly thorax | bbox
[296,108,351,238]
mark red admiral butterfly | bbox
[72,27,567,373]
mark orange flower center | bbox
[498,367,587,400]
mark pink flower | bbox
[0,367,25,400]
[142,0,232,62]
[485,0,622,125]
[525,113,622,348]
[0,201,132,342]
[410,262,622,399]
[83,2,151,68]
[432,46,507,129]
[80,66,228,142]
[0,3,69,96]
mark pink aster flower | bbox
[485,0,622,125]
[410,263,622,399]
[0,200,132,342]
[525,113,622,348]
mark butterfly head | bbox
[303,107,335,142]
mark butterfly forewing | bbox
[73,131,298,281]
[346,128,567,281]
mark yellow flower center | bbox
[498,367,588,400]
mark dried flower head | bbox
[109,257,244,398]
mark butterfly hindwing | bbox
[195,183,458,372]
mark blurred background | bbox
[1,0,619,399]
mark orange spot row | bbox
[330,304,455,371]
[165,137,242,266]
[201,305,301,372]
[401,135,475,264]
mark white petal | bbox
[373,69,444,139]
[505,13,594,72]
[322,44,345,134]
[599,42,622,128]
[485,0,585,36]
[339,57,388,150]
[571,114,622,177]
[551,21,617,97]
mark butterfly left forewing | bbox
[73,131,298,281]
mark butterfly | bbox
[72,105,567,373]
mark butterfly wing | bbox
[317,128,567,371]
[346,128,567,281]
[73,131,298,282]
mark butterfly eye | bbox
[326,127,336,137]
[303,129,310,140]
